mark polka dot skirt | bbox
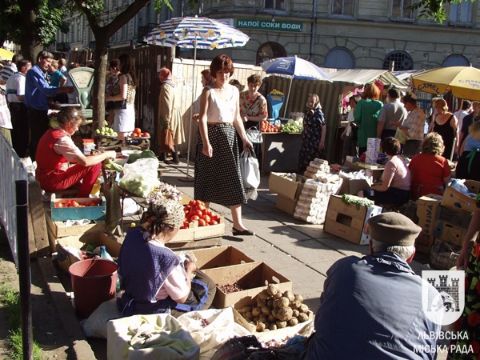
[194,123,246,206]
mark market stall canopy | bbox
[261,55,331,81]
[0,48,14,61]
[411,66,480,101]
[329,69,407,89]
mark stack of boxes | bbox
[303,159,331,180]
[416,180,480,268]
[415,195,442,256]
[293,159,343,225]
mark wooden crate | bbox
[50,196,106,221]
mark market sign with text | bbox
[236,19,303,32]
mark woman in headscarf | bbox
[117,199,216,316]
[298,93,326,173]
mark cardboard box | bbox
[50,195,106,221]
[275,195,297,215]
[434,220,467,247]
[438,205,472,228]
[56,236,85,272]
[189,246,254,270]
[323,195,382,245]
[415,231,435,256]
[441,180,480,212]
[203,262,292,309]
[339,178,371,196]
[416,194,442,238]
[269,172,305,201]
[46,213,105,238]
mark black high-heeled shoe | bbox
[232,228,255,236]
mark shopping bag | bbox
[394,127,407,145]
[240,150,260,189]
[246,127,263,144]
[159,129,175,152]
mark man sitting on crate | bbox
[305,212,441,360]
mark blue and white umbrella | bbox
[261,56,331,117]
[145,17,249,178]
[261,55,331,81]
[145,16,250,50]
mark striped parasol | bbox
[145,16,249,179]
[144,16,249,50]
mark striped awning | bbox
[145,16,249,50]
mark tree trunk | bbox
[92,33,109,129]
[18,0,42,61]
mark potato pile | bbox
[237,284,313,332]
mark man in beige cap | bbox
[306,212,441,360]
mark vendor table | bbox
[261,132,302,174]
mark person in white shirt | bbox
[6,59,32,157]
[454,100,472,148]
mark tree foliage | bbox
[413,0,475,22]
[0,0,70,48]
[73,0,172,127]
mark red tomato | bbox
[204,215,211,223]
[194,209,203,217]
[71,201,80,208]
[210,220,218,225]
[190,215,200,221]
[198,219,206,227]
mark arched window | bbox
[256,42,287,65]
[324,47,355,69]
[442,54,470,67]
[383,50,413,71]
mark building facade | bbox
[195,0,480,69]
[56,0,480,70]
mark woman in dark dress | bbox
[194,54,254,236]
[430,98,457,160]
[298,93,326,173]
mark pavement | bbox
[0,158,435,359]
[160,159,372,313]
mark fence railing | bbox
[0,133,27,266]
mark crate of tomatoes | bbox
[50,195,106,221]
[173,199,225,242]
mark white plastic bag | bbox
[119,158,160,197]
[107,313,200,360]
[240,150,260,190]
[177,308,251,359]
[366,137,381,165]
[246,127,263,144]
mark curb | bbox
[35,256,96,359]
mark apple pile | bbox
[131,127,150,138]
[54,199,100,208]
[180,200,221,229]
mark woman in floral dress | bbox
[298,94,326,173]
[239,74,268,161]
